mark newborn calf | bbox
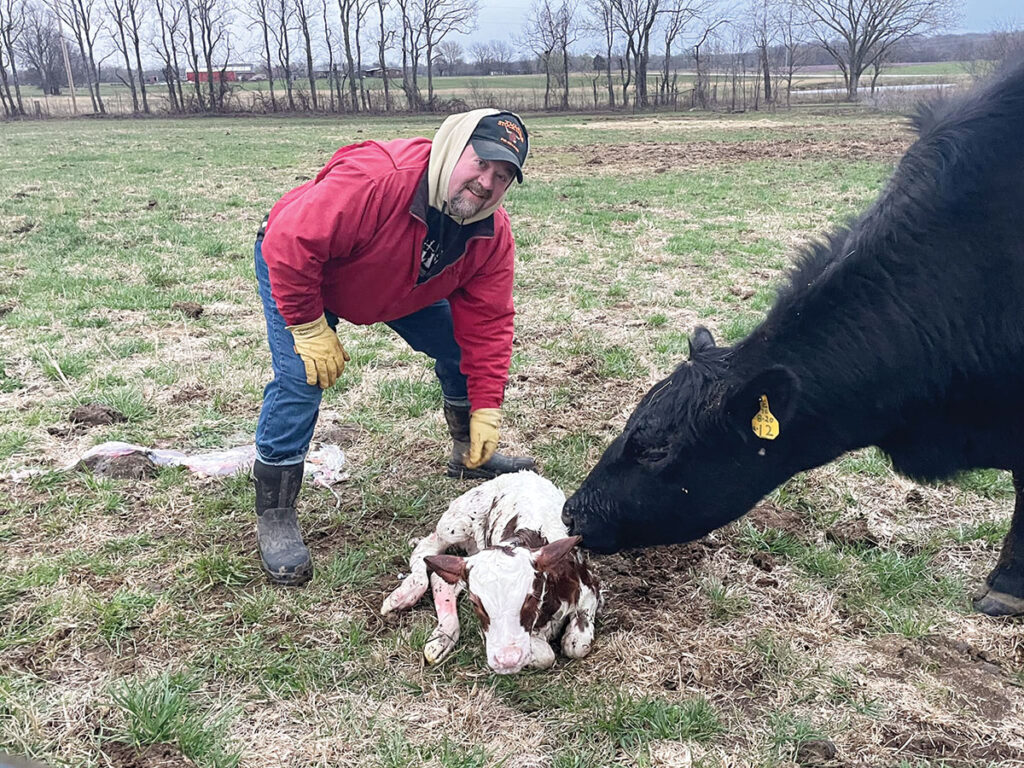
[381,471,600,675]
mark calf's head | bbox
[424,536,581,675]
[562,327,801,553]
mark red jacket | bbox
[261,138,515,410]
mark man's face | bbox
[446,144,516,219]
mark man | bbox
[253,108,536,586]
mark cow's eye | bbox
[639,446,671,465]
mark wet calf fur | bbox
[381,471,600,674]
[562,60,1024,617]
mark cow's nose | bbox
[561,505,574,531]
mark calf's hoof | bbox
[423,630,458,665]
[972,586,1024,617]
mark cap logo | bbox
[496,118,526,157]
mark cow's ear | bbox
[725,366,800,443]
[424,554,467,585]
[688,326,717,360]
[534,536,581,571]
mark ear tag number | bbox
[752,395,779,440]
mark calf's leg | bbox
[381,532,449,615]
[561,604,598,659]
[423,572,463,664]
[973,470,1024,617]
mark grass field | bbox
[1,108,1022,768]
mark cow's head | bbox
[424,536,581,675]
[562,327,801,553]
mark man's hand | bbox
[465,408,501,468]
[286,314,350,389]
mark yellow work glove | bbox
[465,408,501,469]
[286,314,350,389]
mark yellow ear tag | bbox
[751,395,780,440]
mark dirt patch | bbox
[171,301,204,319]
[103,742,195,768]
[538,136,911,178]
[78,452,158,480]
[169,384,208,404]
[69,403,126,426]
[826,516,879,548]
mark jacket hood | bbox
[428,108,521,225]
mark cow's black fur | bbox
[562,59,1024,615]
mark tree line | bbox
[0,0,990,118]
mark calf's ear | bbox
[725,365,800,443]
[424,554,467,585]
[534,536,582,571]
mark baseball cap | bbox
[469,112,529,183]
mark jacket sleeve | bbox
[448,213,516,411]
[261,167,380,326]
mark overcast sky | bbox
[452,0,1021,51]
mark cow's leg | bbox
[381,532,448,615]
[974,470,1024,616]
[527,635,556,670]
[561,601,598,660]
[423,572,463,664]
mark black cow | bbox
[561,60,1024,616]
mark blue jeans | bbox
[254,239,469,466]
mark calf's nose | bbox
[493,645,528,673]
[561,507,575,532]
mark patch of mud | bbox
[169,384,208,404]
[745,501,806,537]
[171,301,204,319]
[880,716,1024,765]
[69,403,126,426]
[869,634,1016,721]
[541,136,910,178]
[78,452,158,480]
[103,741,196,768]
[826,516,878,548]
[595,540,716,631]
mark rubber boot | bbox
[254,459,312,585]
[443,402,538,480]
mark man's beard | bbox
[447,184,490,219]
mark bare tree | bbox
[586,0,615,106]
[793,0,958,100]
[660,0,702,106]
[105,0,139,111]
[18,1,64,96]
[491,38,513,73]
[690,15,726,108]
[194,0,231,110]
[748,0,772,106]
[774,0,804,106]
[57,0,105,112]
[395,0,424,108]
[421,0,477,106]
[354,0,370,109]
[372,0,393,109]
[0,0,26,114]
[149,0,183,110]
[609,0,662,108]
[293,0,318,109]
[245,0,277,109]
[523,0,558,108]
[271,0,295,109]
[319,0,334,109]
[469,39,490,73]
[337,0,359,109]
[436,38,460,75]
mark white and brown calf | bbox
[380,471,601,675]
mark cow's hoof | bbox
[972,586,1024,616]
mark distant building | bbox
[362,66,402,78]
[186,64,258,83]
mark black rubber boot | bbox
[443,402,538,480]
[254,459,312,586]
